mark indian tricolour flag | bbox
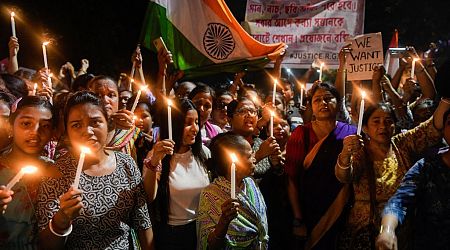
[140,0,286,79]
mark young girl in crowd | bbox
[143,98,210,250]
[133,101,154,171]
[0,92,16,152]
[189,83,222,146]
[36,91,153,249]
[197,132,268,249]
[0,96,59,249]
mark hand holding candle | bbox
[357,91,366,135]
[410,58,419,78]
[6,166,38,190]
[73,146,91,189]
[32,83,38,96]
[167,99,173,140]
[319,63,324,82]
[230,153,238,199]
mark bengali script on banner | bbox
[243,0,365,69]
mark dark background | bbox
[1,0,449,86]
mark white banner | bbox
[243,0,365,69]
[346,32,383,80]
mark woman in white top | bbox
[143,98,210,250]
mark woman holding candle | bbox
[197,132,268,249]
[285,82,356,249]
[0,96,58,249]
[335,99,450,249]
[36,91,153,249]
[142,98,210,250]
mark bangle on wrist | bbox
[143,158,162,172]
[337,153,351,170]
[380,224,395,235]
[49,218,72,237]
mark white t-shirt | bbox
[168,145,210,226]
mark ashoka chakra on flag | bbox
[203,23,235,60]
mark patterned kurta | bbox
[36,151,151,250]
[197,177,268,250]
[345,117,442,233]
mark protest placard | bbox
[345,32,383,80]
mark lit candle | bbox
[48,73,53,91]
[130,85,147,113]
[32,83,38,96]
[272,79,277,104]
[319,63,324,82]
[410,58,419,78]
[73,146,91,189]
[357,91,366,135]
[167,99,173,140]
[129,79,134,92]
[6,166,38,190]
[42,42,49,69]
[286,68,291,74]
[10,12,16,37]
[270,110,274,137]
[230,153,237,199]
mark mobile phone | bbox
[153,37,169,53]
[388,48,407,54]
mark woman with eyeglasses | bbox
[227,97,281,180]
[210,90,233,132]
[285,82,356,249]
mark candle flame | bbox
[140,85,148,91]
[320,62,325,67]
[361,91,366,99]
[413,58,420,62]
[230,153,238,163]
[11,12,15,17]
[270,110,275,117]
[80,146,91,154]
[300,83,305,89]
[21,165,38,174]
[130,79,134,83]
[42,41,49,46]
[286,68,291,74]
[33,83,38,88]
[49,73,53,78]
[167,99,173,106]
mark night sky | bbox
[1,0,449,84]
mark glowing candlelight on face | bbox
[42,42,49,69]
[357,91,366,135]
[130,85,147,113]
[230,153,238,199]
[270,110,275,137]
[6,165,38,190]
[411,58,419,78]
[272,79,277,104]
[167,99,173,140]
[32,83,38,96]
[73,146,91,189]
[319,63,324,82]
[10,12,16,38]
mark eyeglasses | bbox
[312,95,336,104]
[235,107,257,116]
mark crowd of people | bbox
[0,31,449,250]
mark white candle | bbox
[270,110,274,137]
[357,91,366,135]
[167,99,173,140]
[32,83,38,96]
[129,79,134,92]
[6,166,38,190]
[410,58,418,78]
[11,12,16,37]
[42,42,49,69]
[230,153,237,199]
[385,52,391,73]
[319,63,324,82]
[299,84,304,106]
[272,79,277,104]
[130,85,147,113]
[73,146,90,189]
[48,73,53,91]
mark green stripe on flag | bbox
[139,2,271,80]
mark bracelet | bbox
[379,225,395,235]
[49,218,73,237]
[337,154,351,170]
[143,158,162,172]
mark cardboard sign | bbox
[346,32,384,80]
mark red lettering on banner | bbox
[266,4,281,14]
[252,32,271,43]
[334,31,351,43]
[249,4,263,13]
[284,3,299,15]
[298,34,333,43]
[294,18,312,28]
[272,34,295,43]
[313,17,345,27]
[255,19,272,27]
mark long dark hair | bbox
[63,91,108,131]
[10,96,55,127]
[156,98,208,224]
